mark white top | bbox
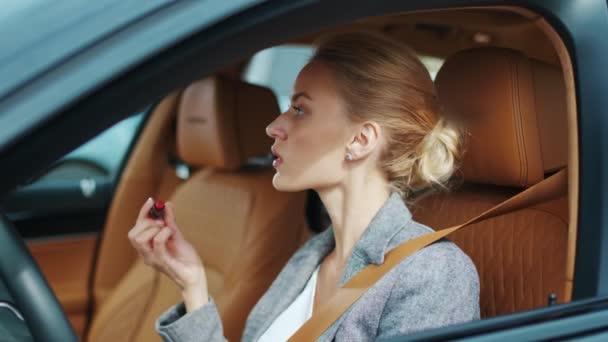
[257,264,320,342]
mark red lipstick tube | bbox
[149,200,165,219]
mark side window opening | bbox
[2,112,146,239]
[40,113,145,182]
[419,55,444,80]
[243,45,313,112]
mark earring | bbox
[345,152,353,161]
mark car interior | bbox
[19,6,578,342]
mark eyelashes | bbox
[291,105,305,116]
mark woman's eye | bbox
[291,106,304,116]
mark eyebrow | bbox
[290,92,313,102]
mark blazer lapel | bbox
[318,192,413,341]
[340,192,412,285]
[246,192,413,341]
[247,227,336,341]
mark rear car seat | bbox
[88,77,311,341]
[412,47,573,318]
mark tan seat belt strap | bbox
[288,168,568,341]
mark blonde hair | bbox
[311,31,461,198]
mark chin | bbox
[272,173,306,192]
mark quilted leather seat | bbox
[412,48,573,318]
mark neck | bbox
[316,171,391,269]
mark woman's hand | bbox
[128,198,209,311]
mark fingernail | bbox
[147,197,152,203]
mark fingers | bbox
[163,202,182,237]
[153,227,174,258]
[129,197,165,239]
[128,216,164,242]
[131,225,173,268]
[152,227,183,272]
[137,197,155,222]
[131,226,162,254]
[130,199,185,272]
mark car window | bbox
[243,45,313,112]
[419,55,444,80]
[37,113,145,182]
[242,44,444,112]
[1,111,146,239]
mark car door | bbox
[0,113,145,338]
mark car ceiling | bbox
[288,8,559,65]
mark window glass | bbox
[419,55,444,80]
[36,113,144,182]
[243,45,313,112]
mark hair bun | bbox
[310,31,461,198]
[411,118,461,191]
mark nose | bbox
[266,114,287,140]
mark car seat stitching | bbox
[509,54,526,186]
[515,57,529,186]
[530,65,545,176]
[507,56,521,187]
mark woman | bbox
[128,31,480,341]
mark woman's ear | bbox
[346,121,382,160]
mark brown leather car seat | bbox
[88,77,311,342]
[92,90,185,310]
[412,48,573,318]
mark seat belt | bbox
[288,168,568,341]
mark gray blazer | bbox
[156,193,480,341]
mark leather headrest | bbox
[436,48,568,188]
[176,77,280,170]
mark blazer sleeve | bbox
[377,241,480,339]
[156,296,228,342]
